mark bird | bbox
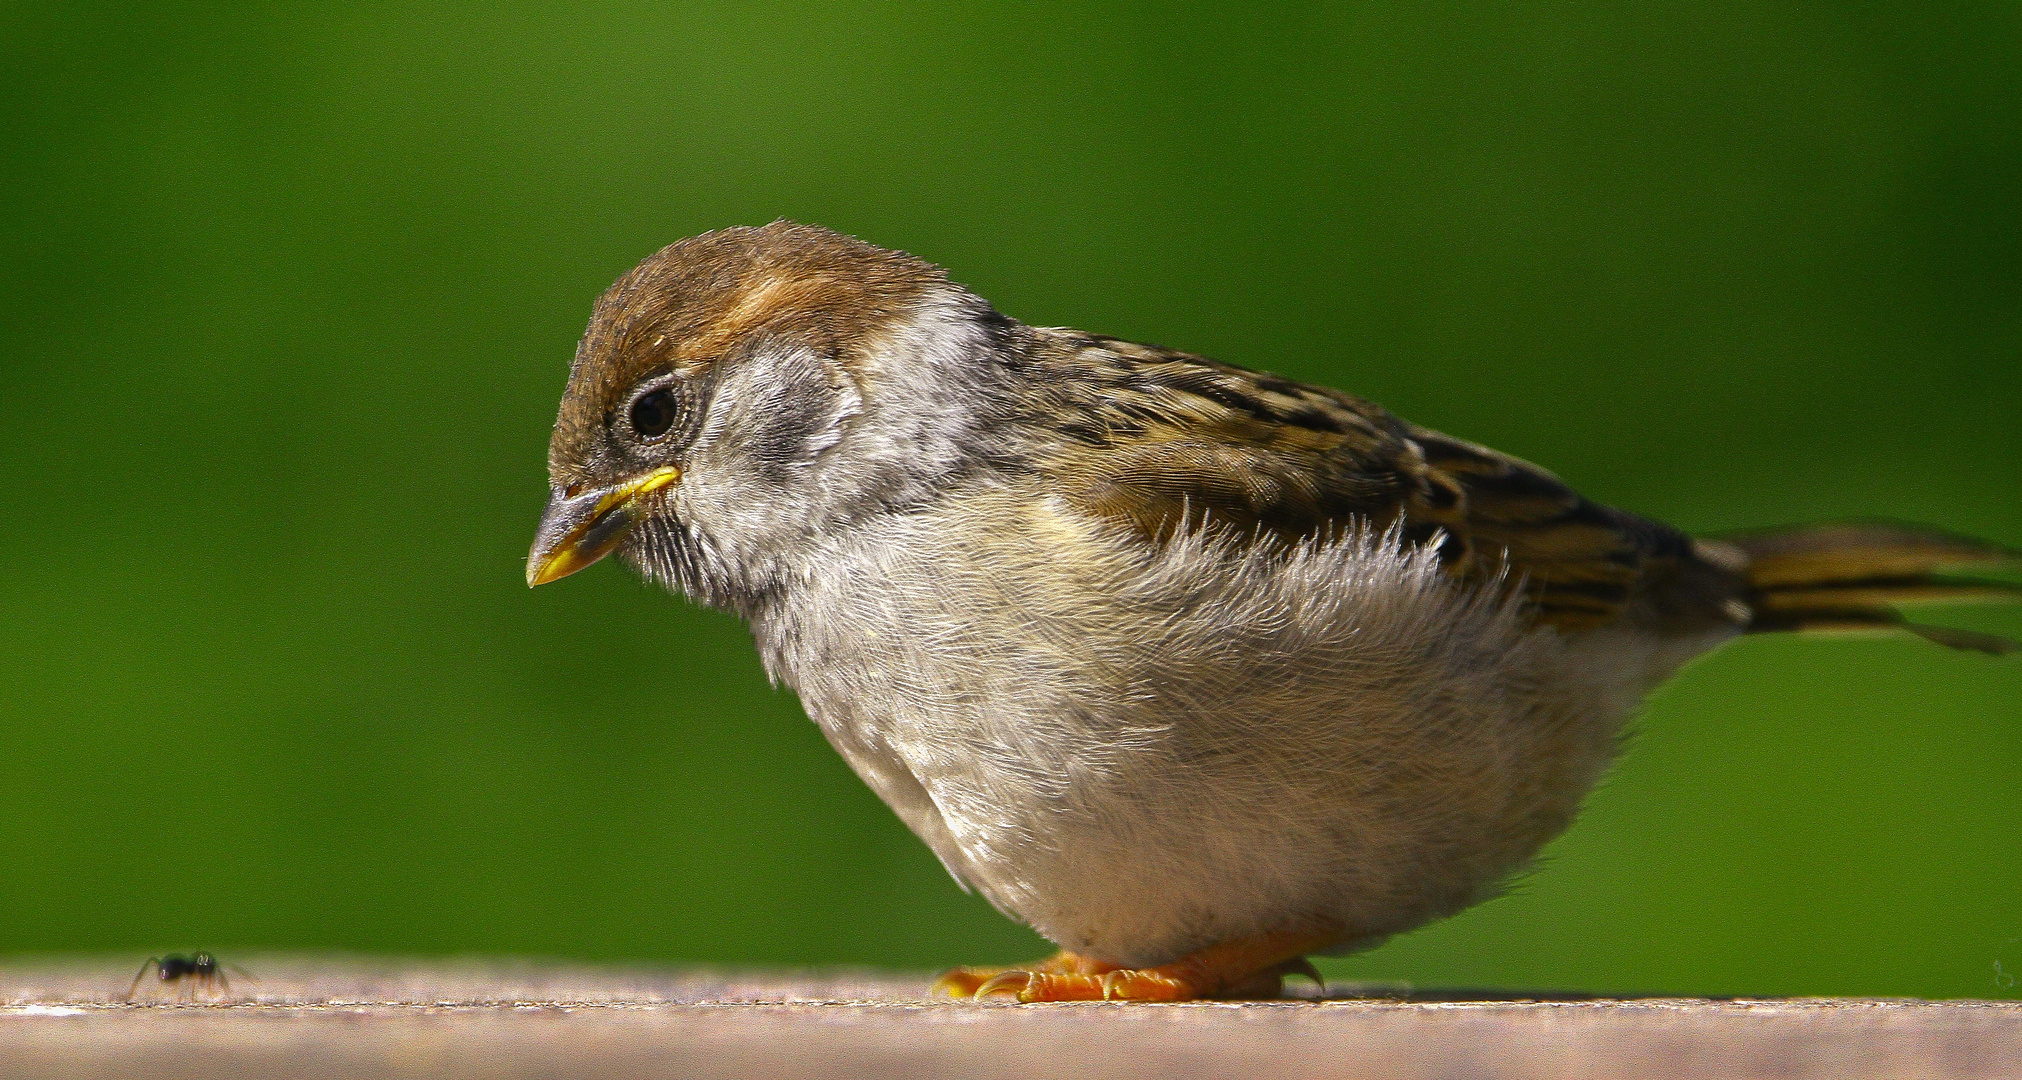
[526,221,2020,1002]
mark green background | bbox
[3,2,2018,998]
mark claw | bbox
[1091,969,1189,1001]
[1282,957,1325,990]
[929,970,981,998]
[973,971,1032,999]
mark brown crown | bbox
[548,221,951,476]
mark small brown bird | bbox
[528,222,2019,1002]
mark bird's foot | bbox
[931,950,1110,998]
[936,930,1332,1002]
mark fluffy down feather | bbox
[753,492,1702,966]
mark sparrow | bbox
[527,222,2019,1002]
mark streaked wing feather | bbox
[1406,429,1699,628]
[1039,332,1701,630]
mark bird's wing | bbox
[1036,332,1703,631]
[1398,426,1704,629]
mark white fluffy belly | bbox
[758,494,1707,967]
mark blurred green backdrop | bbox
[3,2,2018,998]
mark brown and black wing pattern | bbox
[1031,331,1713,632]
[1401,428,1717,630]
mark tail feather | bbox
[1717,521,2021,655]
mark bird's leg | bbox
[945,928,1334,1002]
[931,950,1117,997]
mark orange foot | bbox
[933,929,1332,1002]
[930,950,1110,998]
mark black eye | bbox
[629,388,677,439]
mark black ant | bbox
[124,953,254,1001]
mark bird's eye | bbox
[629,388,678,439]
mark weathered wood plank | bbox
[1,958,2015,1079]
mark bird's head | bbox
[526,222,1015,604]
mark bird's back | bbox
[1010,326,2014,656]
[1011,329,1742,638]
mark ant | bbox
[124,953,255,1001]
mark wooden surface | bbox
[2,958,2018,1079]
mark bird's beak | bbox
[526,467,683,587]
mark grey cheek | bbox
[746,379,840,483]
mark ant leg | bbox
[124,959,162,1002]
[212,970,231,999]
[223,964,258,1001]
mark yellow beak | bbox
[525,467,683,587]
